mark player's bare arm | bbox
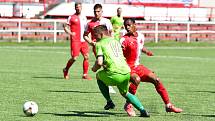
[83,32,96,46]
[142,46,153,56]
[63,23,75,36]
[92,56,103,72]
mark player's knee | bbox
[72,56,78,61]
[148,73,159,84]
[156,78,161,83]
[83,54,89,60]
[130,73,140,86]
[152,77,161,86]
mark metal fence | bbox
[0,18,215,43]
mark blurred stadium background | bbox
[0,0,215,43]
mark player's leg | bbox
[63,57,78,80]
[124,73,140,116]
[124,66,144,116]
[126,65,182,113]
[63,42,80,79]
[117,73,149,117]
[96,70,115,110]
[80,42,91,80]
[141,65,183,113]
[124,92,150,117]
[129,73,141,95]
[129,65,169,103]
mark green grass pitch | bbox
[0,42,215,121]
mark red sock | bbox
[83,59,89,75]
[155,82,170,104]
[65,59,74,70]
[129,83,138,95]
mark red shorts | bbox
[70,42,89,57]
[131,65,152,82]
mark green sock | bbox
[126,92,145,111]
[97,80,111,102]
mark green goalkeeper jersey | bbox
[96,37,130,74]
[110,16,124,40]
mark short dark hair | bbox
[93,25,108,34]
[94,4,102,10]
[124,18,135,25]
[75,2,81,7]
[117,7,122,11]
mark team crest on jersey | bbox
[140,39,143,44]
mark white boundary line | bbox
[0,48,68,54]
[1,47,214,61]
[0,46,215,50]
[148,47,215,49]
[0,46,69,50]
[152,55,215,61]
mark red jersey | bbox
[84,17,113,41]
[67,13,87,42]
[120,32,145,68]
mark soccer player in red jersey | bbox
[120,18,183,116]
[63,2,91,80]
[83,4,116,93]
[83,4,113,56]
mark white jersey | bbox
[67,14,87,42]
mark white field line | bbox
[0,46,215,50]
[0,46,68,50]
[1,47,214,61]
[0,48,68,55]
[148,47,215,49]
[152,55,215,61]
[0,46,69,54]
[0,46,215,61]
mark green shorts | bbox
[97,70,130,94]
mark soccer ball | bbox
[23,101,38,116]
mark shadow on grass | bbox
[202,115,215,118]
[183,113,215,118]
[42,110,125,117]
[47,90,100,93]
[193,91,215,93]
[18,114,34,117]
[32,76,64,79]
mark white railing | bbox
[0,19,215,43]
[137,20,215,43]
[0,19,66,43]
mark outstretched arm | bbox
[142,46,153,56]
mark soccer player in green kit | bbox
[110,7,124,41]
[91,25,150,117]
